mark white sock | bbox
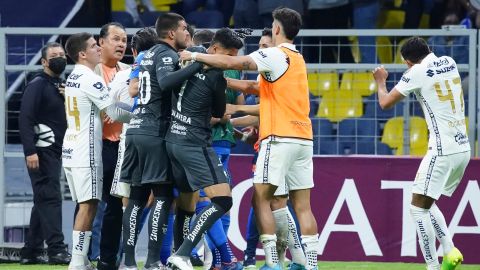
[273,208,288,266]
[70,230,92,267]
[410,205,440,269]
[260,234,278,267]
[301,234,319,270]
[286,210,306,266]
[429,203,454,255]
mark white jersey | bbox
[395,53,470,156]
[249,43,312,146]
[62,64,113,167]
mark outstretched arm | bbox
[226,78,259,95]
[180,50,258,71]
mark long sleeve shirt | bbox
[19,72,67,156]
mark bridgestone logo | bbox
[150,200,165,241]
[187,206,218,242]
[127,205,141,246]
[417,220,433,261]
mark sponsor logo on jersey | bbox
[194,73,205,80]
[170,121,187,136]
[258,51,267,58]
[426,69,435,77]
[454,132,469,145]
[435,64,456,75]
[401,76,410,83]
[68,73,83,80]
[144,50,155,59]
[162,57,173,64]
[171,110,192,124]
[431,58,449,67]
[448,119,466,128]
[93,82,104,89]
[140,59,153,66]
[66,81,80,88]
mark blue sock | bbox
[207,219,233,263]
[221,214,230,235]
[160,211,174,265]
[244,207,259,259]
[195,200,210,215]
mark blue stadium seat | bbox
[186,10,224,28]
[337,118,381,154]
[111,11,137,28]
[356,141,393,155]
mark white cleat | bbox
[167,254,194,270]
[68,263,97,270]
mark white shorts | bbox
[64,166,103,203]
[110,134,131,198]
[412,151,470,200]
[253,140,314,194]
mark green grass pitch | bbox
[1,261,479,270]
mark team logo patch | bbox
[162,57,173,64]
[93,82,104,89]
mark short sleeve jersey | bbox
[166,68,226,146]
[127,42,180,137]
[62,64,113,167]
[395,53,470,155]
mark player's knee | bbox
[211,196,233,213]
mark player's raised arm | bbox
[180,50,258,71]
[373,65,406,110]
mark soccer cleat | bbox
[68,264,97,270]
[441,247,463,270]
[259,264,281,270]
[190,253,204,266]
[221,261,244,270]
[167,254,194,270]
[287,263,306,270]
[144,260,165,270]
[243,257,257,270]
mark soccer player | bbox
[225,28,306,270]
[119,13,202,270]
[180,7,319,270]
[165,43,233,270]
[63,32,133,270]
[373,37,470,270]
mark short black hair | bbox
[41,42,63,60]
[261,28,272,38]
[400,36,431,63]
[131,27,158,52]
[192,29,215,47]
[187,24,195,38]
[155,12,185,39]
[272,7,302,40]
[211,28,244,50]
[99,22,126,39]
[65,32,93,63]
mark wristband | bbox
[191,52,198,61]
[241,133,248,142]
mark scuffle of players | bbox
[60,6,468,270]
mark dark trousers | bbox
[99,140,123,265]
[23,148,66,256]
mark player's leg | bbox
[286,143,318,270]
[66,166,102,270]
[122,185,150,268]
[253,141,290,269]
[410,153,447,270]
[144,184,174,268]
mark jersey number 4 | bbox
[434,77,464,113]
[138,71,151,104]
[67,96,80,131]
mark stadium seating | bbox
[307,71,339,96]
[186,10,224,28]
[340,72,377,96]
[376,36,393,63]
[381,116,428,155]
[394,38,408,64]
[316,91,363,122]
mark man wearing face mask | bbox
[19,42,71,265]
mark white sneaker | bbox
[167,254,194,270]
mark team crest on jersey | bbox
[93,82,104,89]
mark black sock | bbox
[145,196,173,267]
[122,186,149,267]
[176,196,232,257]
[173,208,194,252]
